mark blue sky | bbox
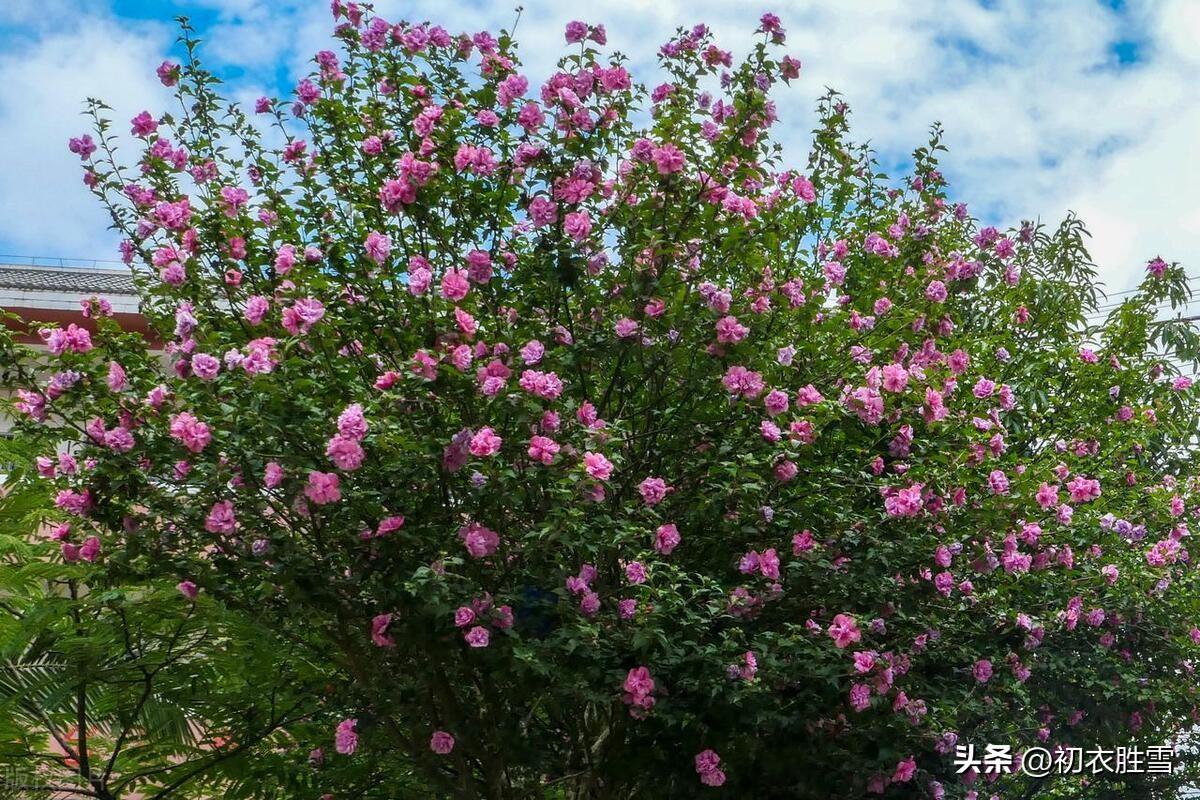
[0,0,1196,293]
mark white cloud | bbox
[0,15,174,261]
[0,0,82,27]
[199,0,1200,293]
[0,0,1194,295]
[1156,0,1200,65]
[1065,101,1200,287]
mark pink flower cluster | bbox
[622,666,656,718]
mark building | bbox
[0,260,144,343]
[0,260,147,439]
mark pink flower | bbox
[761,548,781,579]
[519,370,564,400]
[204,500,237,534]
[1171,495,1187,517]
[459,522,499,558]
[579,591,601,616]
[56,489,91,517]
[792,174,816,202]
[379,178,415,211]
[498,73,528,106]
[892,757,917,784]
[191,353,220,381]
[973,378,996,399]
[465,250,493,283]
[563,210,592,242]
[881,363,908,393]
[441,268,470,301]
[80,536,102,562]
[652,144,685,175]
[849,682,871,711]
[792,530,814,553]
[465,625,490,647]
[130,110,158,137]
[764,389,790,416]
[844,385,884,424]
[584,452,614,481]
[1035,483,1058,509]
[220,186,249,216]
[408,264,432,295]
[520,340,545,364]
[106,361,127,391]
[528,435,560,465]
[455,309,479,340]
[614,318,639,338]
[1066,476,1101,503]
[638,477,670,506]
[623,666,656,716]
[796,385,824,406]
[469,427,503,457]
[244,295,269,324]
[694,750,726,787]
[564,20,588,43]
[528,196,558,226]
[731,651,758,681]
[15,389,47,421]
[722,365,765,398]
[884,484,924,518]
[932,571,953,596]
[1142,537,1180,568]
[338,403,368,440]
[264,462,284,488]
[334,719,358,755]
[326,435,365,471]
[177,580,199,600]
[453,144,496,174]
[828,613,861,648]
[430,731,455,754]
[492,607,513,630]
[169,412,212,453]
[68,134,97,160]
[715,315,748,343]
[275,244,297,274]
[655,523,681,554]
[282,298,325,335]
[41,324,93,355]
[305,471,342,505]
[364,231,391,264]
[973,659,993,683]
[371,613,395,647]
[101,426,133,453]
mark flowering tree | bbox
[5,5,1200,798]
